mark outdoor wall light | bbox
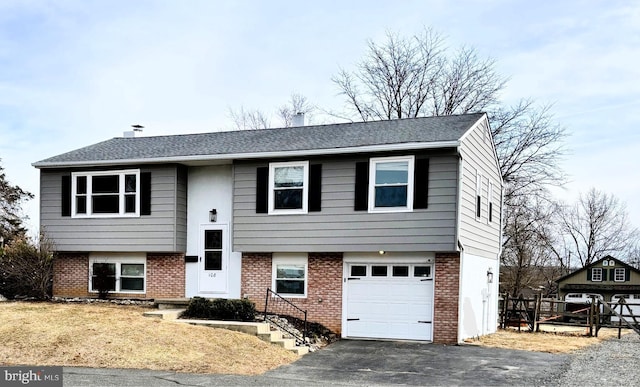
[209,209,217,223]
[378,250,386,255]
[487,268,494,283]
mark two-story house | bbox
[33,113,503,344]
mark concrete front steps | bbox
[143,306,309,356]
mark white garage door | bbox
[345,263,434,341]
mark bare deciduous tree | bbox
[332,28,446,121]
[332,27,567,203]
[431,46,505,116]
[277,93,315,127]
[228,93,316,130]
[228,106,270,131]
[501,197,562,296]
[490,100,567,204]
[556,188,639,267]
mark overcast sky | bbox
[1,0,639,233]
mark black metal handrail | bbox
[264,288,308,346]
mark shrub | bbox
[0,235,55,299]
[181,297,256,322]
[182,297,213,319]
[91,262,115,299]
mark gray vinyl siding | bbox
[458,119,503,258]
[175,166,188,251]
[40,165,187,252]
[233,152,459,252]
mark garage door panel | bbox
[347,321,432,341]
[345,262,434,341]
[348,302,432,321]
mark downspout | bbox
[455,154,465,343]
[457,240,465,344]
[454,155,463,252]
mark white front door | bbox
[198,224,228,294]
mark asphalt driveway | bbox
[62,340,569,386]
[262,340,568,386]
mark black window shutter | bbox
[256,167,268,214]
[587,269,592,281]
[625,268,631,281]
[61,175,71,217]
[354,161,369,211]
[413,158,429,209]
[140,172,152,215]
[603,269,608,282]
[309,164,322,212]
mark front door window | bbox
[204,230,222,270]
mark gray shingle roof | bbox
[33,113,484,167]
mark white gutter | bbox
[33,140,461,169]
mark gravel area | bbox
[554,332,640,386]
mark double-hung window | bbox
[72,169,140,217]
[475,170,482,220]
[614,268,626,282]
[591,267,603,282]
[488,180,494,223]
[272,254,307,297]
[89,255,146,294]
[368,156,414,212]
[268,161,309,214]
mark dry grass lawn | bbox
[0,302,297,374]
[465,326,625,353]
[2,302,626,375]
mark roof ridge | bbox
[33,113,487,168]
[112,113,486,140]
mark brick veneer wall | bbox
[52,252,185,299]
[53,253,89,297]
[241,252,343,334]
[146,253,185,298]
[433,252,461,344]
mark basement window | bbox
[89,254,146,294]
[272,254,307,298]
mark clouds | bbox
[0,0,638,232]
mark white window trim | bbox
[475,170,482,221]
[268,161,309,215]
[272,254,308,298]
[71,169,141,218]
[614,267,626,282]
[488,180,493,223]
[348,263,433,279]
[592,267,603,282]
[89,254,146,294]
[368,155,415,213]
